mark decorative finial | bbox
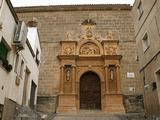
[106,31,113,40]
[81,19,96,26]
[27,17,38,27]
[65,32,72,41]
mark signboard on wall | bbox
[127,72,135,78]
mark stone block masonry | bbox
[15,5,144,113]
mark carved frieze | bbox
[80,42,100,55]
[105,44,118,55]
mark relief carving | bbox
[86,26,93,38]
[63,46,74,55]
[105,45,118,55]
[80,43,100,55]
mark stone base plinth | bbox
[57,93,77,113]
[103,94,125,113]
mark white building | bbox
[0,0,41,119]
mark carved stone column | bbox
[72,65,76,93]
[104,65,109,94]
[60,66,64,93]
[116,65,121,94]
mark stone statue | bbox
[66,68,71,81]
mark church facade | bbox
[15,4,144,113]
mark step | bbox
[52,111,145,120]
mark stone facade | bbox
[133,0,160,116]
[15,4,144,113]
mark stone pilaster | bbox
[60,66,64,94]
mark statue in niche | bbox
[65,68,71,81]
[110,69,114,81]
[108,66,117,92]
[106,31,113,40]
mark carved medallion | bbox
[63,46,74,55]
[105,45,118,55]
[80,42,100,55]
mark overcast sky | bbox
[11,0,135,7]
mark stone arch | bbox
[77,69,104,83]
[77,39,103,55]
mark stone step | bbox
[52,111,145,120]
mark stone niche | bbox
[57,19,125,113]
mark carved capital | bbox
[116,64,120,68]
[72,65,76,68]
[104,65,109,68]
[60,65,65,69]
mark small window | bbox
[0,38,8,61]
[142,33,150,52]
[138,1,143,19]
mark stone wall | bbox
[15,5,144,113]
[123,95,144,113]
[37,96,58,113]
[2,98,20,120]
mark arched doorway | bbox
[80,71,101,110]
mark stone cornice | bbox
[14,4,132,13]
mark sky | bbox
[11,0,135,7]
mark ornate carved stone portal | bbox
[57,19,125,113]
